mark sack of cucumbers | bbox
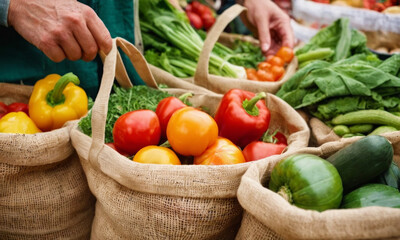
[236,135,400,239]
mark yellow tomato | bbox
[194,137,246,165]
[133,146,181,165]
[166,107,218,156]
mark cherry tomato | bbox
[0,102,8,119]
[270,65,285,81]
[7,102,29,116]
[267,56,285,67]
[133,146,181,165]
[167,107,218,156]
[186,11,203,29]
[257,62,272,71]
[202,13,216,31]
[113,110,161,156]
[256,69,275,82]
[276,46,295,63]
[246,68,258,81]
[194,137,245,165]
[242,141,287,162]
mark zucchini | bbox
[375,161,400,190]
[326,135,393,193]
[368,125,397,136]
[341,184,400,209]
[332,109,400,129]
[269,154,343,212]
[348,124,374,134]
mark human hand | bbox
[7,0,112,62]
[241,0,294,56]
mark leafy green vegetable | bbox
[78,85,171,143]
[295,18,371,62]
[139,0,246,78]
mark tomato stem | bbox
[277,185,293,204]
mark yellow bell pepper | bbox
[29,73,88,132]
[0,112,41,134]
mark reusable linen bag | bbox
[236,136,400,240]
[0,83,94,239]
[70,37,309,239]
[145,4,298,95]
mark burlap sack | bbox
[236,136,400,240]
[145,4,297,95]
[70,37,309,239]
[0,83,95,239]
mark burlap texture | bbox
[236,137,400,240]
[70,37,310,239]
[144,4,297,96]
[0,83,95,239]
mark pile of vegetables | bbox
[277,18,400,136]
[79,86,287,165]
[139,0,247,79]
[0,73,88,134]
[268,135,400,211]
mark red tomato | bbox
[270,65,285,81]
[7,102,29,116]
[256,69,275,82]
[267,56,285,67]
[272,131,288,145]
[0,102,8,119]
[105,142,131,157]
[276,47,294,63]
[194,137,245,165]
[242,141,287,162]
[192,1,213,16]
[186,11,203,29]
[246,68,258,80]
[155,96,186,140]
[202,14,216,31]
[257,62,272,71]
[113,110,161,156]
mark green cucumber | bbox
[375,161,400,190]
[333,125,350,136]
[332,110,400,129]
[348,124,374,134]
[341,184,400,209]
[269,154,343,212]
[368,125,398,136]
[326,135,393,193]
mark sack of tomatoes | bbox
[0,81,94,239]
[70,37,310,240]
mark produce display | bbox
[277,18,400,137]
[79,86,287,165]
[310,0,400,12]
[0,72,88,134]
[268,135,400,211]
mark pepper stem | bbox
[159,140,171,148]
[277,185,293,204]
[242,92,266,116]
[47,73,80,106]
[178,92,193,105]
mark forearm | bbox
[0,0,10,26]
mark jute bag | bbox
[147,4,298,95]
[70,37,310,239]
[236,136,400,240]
[0,83,95,239]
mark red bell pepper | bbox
[7,102,29,116]
[214,89,271,148]
[0,102,8,119]
[155,93,192,140]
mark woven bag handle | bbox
[194,4,246,89]
[89,37,158,165]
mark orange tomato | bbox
[276,46,294,63]
[133,146,181,165]
[246,68,259,81]
[194,137,246,165]
[257,62,272,71]
[267,56,285,67]
[270,65,285,81]
[256,69,275,82]
[167,107,218,156]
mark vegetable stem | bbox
[277,185,293,204]
[47,72,80,106]
[242,92,266,116]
